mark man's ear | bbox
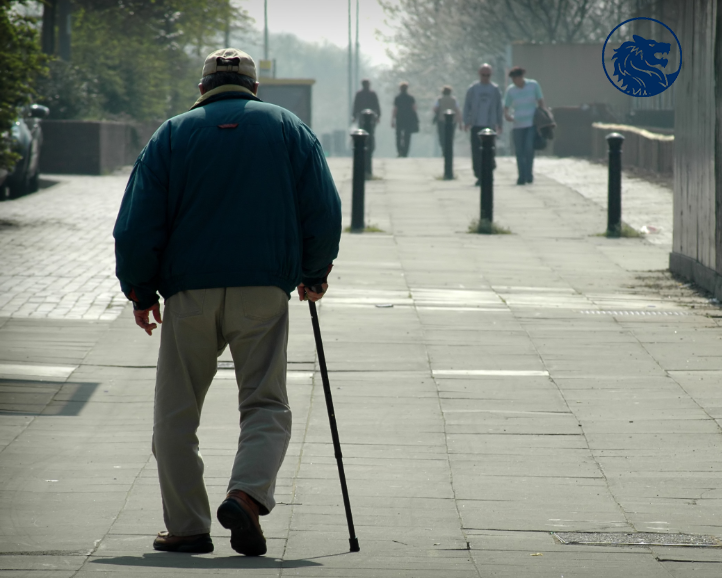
[198,83,207,96]
[252,82,259,96]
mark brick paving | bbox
[1,158,721,576]
[0,156,677,322]
[0,172,130,320]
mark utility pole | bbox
[264,0,269,60]
[41,0,58,55]
[354,0,360,91]
[57,0,71,61]
[224,1,231,47]
[348,0,352,122]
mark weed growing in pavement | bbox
[344,224,385,233]
[468,218,511,235]
[595,223,642,238]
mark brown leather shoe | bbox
[217,490,267,556]
[152,531,213,553]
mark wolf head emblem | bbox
[611,34,678,96]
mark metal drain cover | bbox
[553,532,722,548]
[580,310,689,316]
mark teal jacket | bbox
[113,89,341,309]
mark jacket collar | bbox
[190,85,262,110]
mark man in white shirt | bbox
[503,66,546,185]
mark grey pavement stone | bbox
[1,157,721,576]
[535,157,674,250]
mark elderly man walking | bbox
[463,63,503,185]
[113,48,342,556]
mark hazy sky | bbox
[238,0,399,66]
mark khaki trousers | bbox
[152,286,291,536]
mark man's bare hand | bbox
[296,283,328,302]
[133,303,162,336]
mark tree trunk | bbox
[57,0,72,61]
[41,0,58,55]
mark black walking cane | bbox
[307,285,360,553]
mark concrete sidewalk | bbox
[1,156,721,577]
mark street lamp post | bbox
[348,0,352,122]
[264,0,269,60]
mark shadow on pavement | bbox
[90,553,323,569]
[0,379,99,416]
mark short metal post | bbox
[479,128,496,224]
[360,109,376,178]
[443,109,454,180]
[350,129,368,232]
[606,132,624,237]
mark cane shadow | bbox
[90,553,323,570]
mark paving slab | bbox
[1,157,721,576]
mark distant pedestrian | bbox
[433,86,462,157]
[113,48,341,556]
[391,82,418,157]
[463,63,503,185]
[503,66,546,185]
[352,78,381,123]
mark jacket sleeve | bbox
[295,138,342,288]
[113,126,171,310]
[372,92,381,118]
[495,86,503,127]
[352,92,360,120]
[462,87,473,126]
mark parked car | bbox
[0,104,50,199]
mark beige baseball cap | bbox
[202,48,256,80]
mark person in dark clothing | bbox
[463,63,503,185]
[113,48,341,557]
[352,79,381,123]
[392,82,418,157]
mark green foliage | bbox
[35,59,91,120]
[36,0,252,122]
[468,218,511,235]
[380,0,635,110]
[344,224,385,233]
[603,223,642,238]
[0,0,47,170]
[243,32,376,135]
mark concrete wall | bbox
[591,123,674,175]
[256,79,314,127]
[669,0,722,299]
[40,120,162,175]
[510,43,632,117]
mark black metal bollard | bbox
[443,109,455,180]
[360,109,376,178]
[606,132,624,237]
[479,128,496,224]
[350,129,368,232]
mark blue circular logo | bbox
[602,17,682,97]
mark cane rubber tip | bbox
[349,537,360,552]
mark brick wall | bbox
[39,120,162,175]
